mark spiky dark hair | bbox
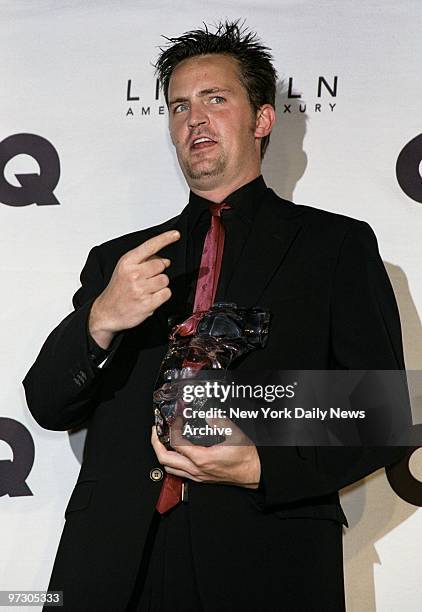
[155,20,277,158]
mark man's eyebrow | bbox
[169,96,189,107]
[197,87,232,96]
[169,88,232,106]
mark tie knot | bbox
[209,202,231,217]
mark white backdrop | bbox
[1,1,421,610]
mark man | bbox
[24,21,409,611]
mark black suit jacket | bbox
[23,186,409,611]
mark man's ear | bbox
[254,104,276,139]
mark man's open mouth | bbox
[190,137,217,150]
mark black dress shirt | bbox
[186,174,266,308]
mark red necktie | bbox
[156,202,230,514]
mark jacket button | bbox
[150,468,163,482]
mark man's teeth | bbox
[193,137,213,145]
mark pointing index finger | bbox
[127,230,180,264]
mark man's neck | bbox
[189,171,261,204]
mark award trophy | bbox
[153,302,271,448]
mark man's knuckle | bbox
[157,274,169,287]
[119,252,130,265]
[195,456,207,470]
[128,270,140,284]
[159,258,169,271]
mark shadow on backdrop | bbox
[341,266,422,611]
[262,80,307,202]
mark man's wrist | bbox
[87,327,112,367]
[89,328,115,350]
[89,299,115,349]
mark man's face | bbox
[167,54,260,192]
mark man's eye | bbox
[210,96,225,104]
[174,103,188,113]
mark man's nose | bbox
[188,105,209,130]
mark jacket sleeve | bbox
[22,246,122,431]
[256,221,412,509]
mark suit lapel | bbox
[223,190,304,307]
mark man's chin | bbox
[184,160,225,183]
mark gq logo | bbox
[396,134,422,203]
[0,418,34,497]
[0,133,60,206]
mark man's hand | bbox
[151,418,261,489]
[89,230,180,348]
